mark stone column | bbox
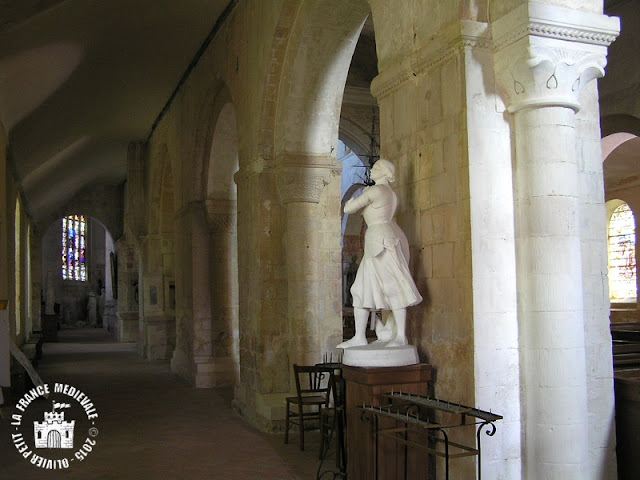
[494,4,619,478]
[118,142,145,344]
[115,237,140,342]
[171,202,215,387]
[205,198,237,386]
[233,165,287,429]
[276,155,343,367]
[139,234,176,361]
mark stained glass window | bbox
[62,215,86,281]
[608,203,636,301]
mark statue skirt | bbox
[350,242,422,311]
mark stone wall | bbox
[137,1,620,478]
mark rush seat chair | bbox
[284,364,333,452]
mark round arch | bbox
[183,81,237,205]
[603,133,640,202]
[202,97,240,385]
[273,0,371,158]
[40,214,116,326]
[601,114,640,138]
[158,155,175,235]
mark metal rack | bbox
[360,392,502,480]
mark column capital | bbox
[205,198,236,234]
[276,153,340,204]
[493,2,619,113]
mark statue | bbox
[337,159,422,350]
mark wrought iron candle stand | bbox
[359,392,502,480]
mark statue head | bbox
[371,159,396,183]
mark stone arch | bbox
[40,214,116,328]
[601,114,640,138]
[168,81,240,387]
[35,184,124,243]
[603,133,640,202]
[159,155,175,235]
[203,97,240,385]
[254,2,304,164]
[141,145,177,360]
[148,143,170,234]
[184,80,236,204]
[272,0,371,365]
[339,122,373,161]
[274,0,371,158]
[203,97,238,202]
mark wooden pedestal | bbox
[343,364,432,480]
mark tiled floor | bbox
[0,329,337,480]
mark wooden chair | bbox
[284,364,333,452]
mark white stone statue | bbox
[338,159,422,351]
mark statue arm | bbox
[344,187,373,214]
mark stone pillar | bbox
[494,4,619,478]
[118,142,145,343]
[139,233,176,360]
[115,237,139,342]
[276,155,343,367]
[233,165,287,430]
[171,203,214,386]
[205,198,237,386]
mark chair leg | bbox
[284,401,290,444]
[298,406,305,451]
[319,414,325,460]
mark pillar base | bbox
[194,355,235,388]
[117,312,139,342]
[142,315,176,360]
[171,347,193,383]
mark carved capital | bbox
[276,154,340,204]
[493,3,619,113]
[205,198,237,234]
[497,45,607,113]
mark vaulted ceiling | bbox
[1,1,636,225]
[0,0,230,222]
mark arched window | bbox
[608,202,637,302]
[62,215,87,281]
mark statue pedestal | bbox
[343,364,433,480]
[342,344,419,367]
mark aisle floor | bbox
[0,329,331,480]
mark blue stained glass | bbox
[62,215,87,281]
